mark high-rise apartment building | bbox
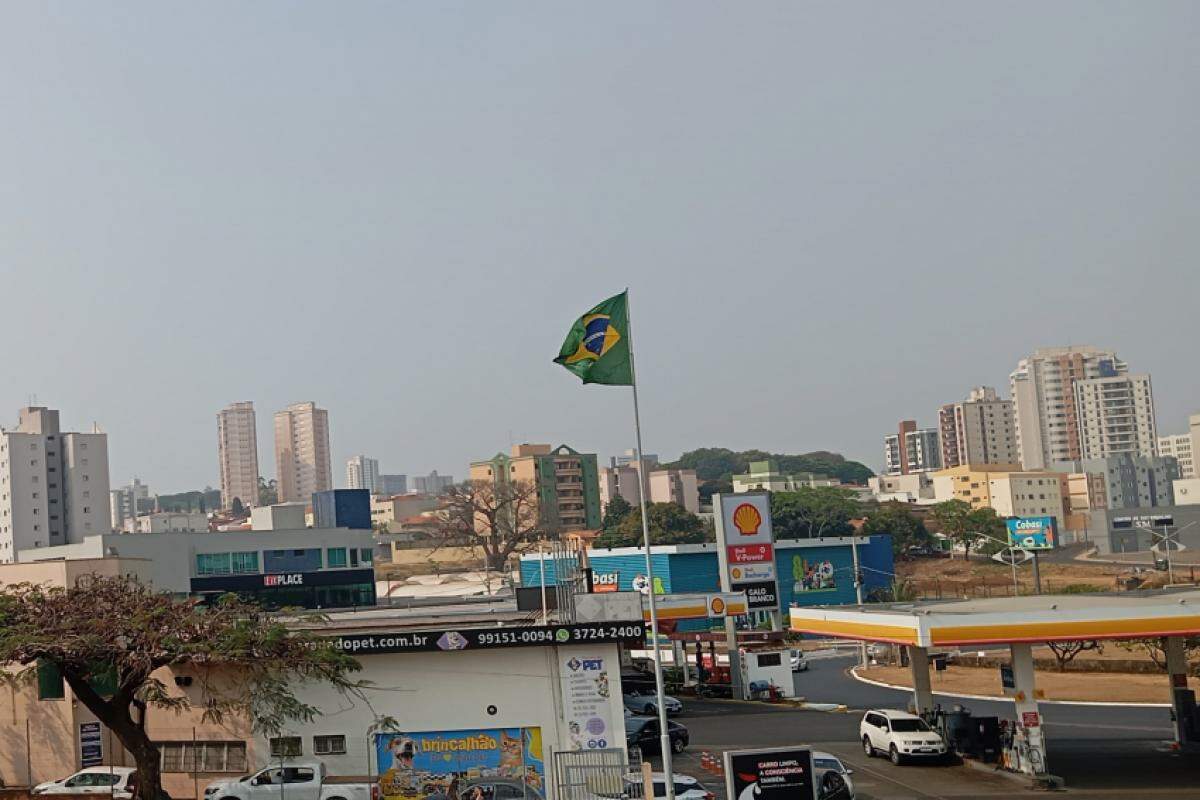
[217,401,260,510]
[1053,455,1176,510]
[273,402,332,504]
[1074,374,1157,460]
[0,407,111,562]
[937,386,1018,468]
[109,477,150,531]
[1158,413,1200,479]
[1010,346,1128,470]
[410,471,453,495]
[346,455,380,494]
[378,474,408,496]
[884,421,940,475]
[470,444,601,533]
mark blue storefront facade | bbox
[518,535,893,619]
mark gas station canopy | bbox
[789,588,1200,647]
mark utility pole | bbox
[1031,551,1042,595]
[851,535,866,667]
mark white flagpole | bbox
[624,290,676,800]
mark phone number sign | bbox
[329,622,646,655]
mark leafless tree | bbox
[1046,640,1101,672]
[436,479,543,570]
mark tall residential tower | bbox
[274,402,332,503]
[217,401,260,510]
[346,455,380,494]
[937,386,1019,468]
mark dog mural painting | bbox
[376,728,546,800]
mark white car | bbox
[811,751,855,799]
[622,690,683,716]
[34,768,137,798]
[621,772,712,800]
[860,709,947,764]
[790,650,808,672]
[204,762,374,800]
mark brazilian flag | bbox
[553,291,634,385]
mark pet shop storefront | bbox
[519,536,894,626]
[234,616,644,800]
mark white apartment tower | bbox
[1158,412,1200,479]
[274,402,332,504]
[217,401,260,510]
[0,407,111,562]
[937,386,1019,468]
[1009,346,1128,470]
[1074,374,1158,460]
[346,455,380,494]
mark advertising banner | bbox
[558,651,615,750]
[727,544,774,564]
[1006,517,1056,550]
[789,555,837,594]
[376,728,545,800]
[592,572,619,593]
[79,722,103,767]
[329,622,645,656]
[739,581,779,609]
[729,563,776,583]
[723,746,816,800]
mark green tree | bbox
[0,576,375,800]
[930,500,973,558]
[967,507,1009,556]
[601,495,634,532]
[230,497,245,516]
[771,487,861,539]
[662,448,874,486]
[862,502,931,557]
[258,476,278,506]
[930,501,1007,559]
[595,503,710,548]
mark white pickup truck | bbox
[204,762,375,800]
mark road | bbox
[641,651,1200,799]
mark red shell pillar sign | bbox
[714,493,779,612]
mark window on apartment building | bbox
[360,548,373,565]
[30,443,37,450]
[327,548,348,568]
[82,491,89,498]
[32,492,38,499]
[270,737,303,758]
[80,443,86,450]
[313,735,347,755]
[37,660,65,699]
[160,741,248,773]
[83,506,90,513]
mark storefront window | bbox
[197,553,231,576]
[327,548,348,568]
[230,552,260,574]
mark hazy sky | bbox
[3,2,1199,492]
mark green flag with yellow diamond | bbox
[553,291,633,385]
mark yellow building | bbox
[931,463,1067,526]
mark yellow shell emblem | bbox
[732,502,762,536]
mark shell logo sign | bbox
[710,596,726,616]
[732,503,763,536]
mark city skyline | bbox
[3,4,1199,491]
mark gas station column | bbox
[1164,636,1194,745]
[908,646,934,715]
[1010,643,1048,775]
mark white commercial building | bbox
[868,473,935,504]
[1074,374,1158,460]
[1010,346,1132,470]
[937,386,1018,468]
[986,473,1067,526]
[1159,413,1200,479]
[250,502,308,531]
[125,511,208,533]
[346,455,380,494]
[1176,478,1200,506]
[217,401,260,510]
[0,407,110,563]
[274,402,332,503]
[109,477,150,531]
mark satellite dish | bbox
[992,548,1032,566]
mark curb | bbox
[849,666,1171,708]
[960,756,1064,790]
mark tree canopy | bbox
[929,500,1008,558]
[662,447,874,502]
[595,502,711,548]
[771,487,861,539]
[436,479,542,569]
[601,494,634,533]
[861,502,932,557]
[0,576,370,800]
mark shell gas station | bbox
[789,589,1200,780]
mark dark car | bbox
[626,715,689,755]
[454,778,543,800]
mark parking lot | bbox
[636,651,1200,799]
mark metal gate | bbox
[551,748,637,800]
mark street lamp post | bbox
[1137,521,1198,585]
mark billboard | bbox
[723,746,816,800]
[715,494,779,611]
[1006,517,1056,550]
[376,728,545,800]
[559,652,615,750]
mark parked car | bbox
[811,751,854,799]
[623,689,683,716]
[204,762,375,800]
[790,650,808,672]
[34,768,137,798]
[454,777,544,800]
[625,716,689,755]
[865,643,890,660]
[860,709,947,764]
[620,772,712,800]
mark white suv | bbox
[860,709,947,764]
